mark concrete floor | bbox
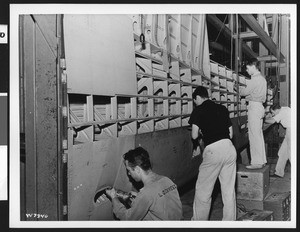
[179,161,291,221]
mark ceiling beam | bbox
[240,14,285,63]
[206,14,258,59]
[240,41,258,59]
[257,55,277,62]
[266,62,286,68]
[233,31,259,40]
[209,41,231,54]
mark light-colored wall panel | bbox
[64,15,137,96]
[68,136,135,220]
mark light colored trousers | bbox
[275,127,291,177]
[248,101,267,165]
[192,139,237,221]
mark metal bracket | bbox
[63,205,68,216]
[61,70,67,84]
[60,58,66,70]
[62,106,68,118]
[62,139,68,150]
[62,152,68,164]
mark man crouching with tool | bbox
[105,147,183,220]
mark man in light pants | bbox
[240,58,267,169]
[264,104,291,178]
[189,86,237,221]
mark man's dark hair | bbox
[245,58,260,69]
[123,147,152,171]
[192,86,209,100]
[270,103,281,111]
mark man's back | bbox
[113,175,182,220]
[137,175,182,220]
[110,146,182,221]
[189,99,232,146]
[274,107,291,129]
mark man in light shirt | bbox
[264,104,291,178]
[105,147,182,220]
[240,58,267,169]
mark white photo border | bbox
[9,3,297,228]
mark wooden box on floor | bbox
[237,209,274,221]
[264,192,291,221]
[236,164,270,201]
[236,199,264,219]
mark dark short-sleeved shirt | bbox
[188,99,232,146]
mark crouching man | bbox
[106,147,183,220]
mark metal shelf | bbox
[116,93,193,101]
[136,71,200,88]
[135,51,163,65]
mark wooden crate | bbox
[237,199,264,219]
[264,192,291,221]
[236,164,270,201]
[237,209,273,221]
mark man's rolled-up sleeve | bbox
[240,79,254,96]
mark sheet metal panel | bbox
[135,127,200,188]
[67,136,135,220]
[64,15,137,96]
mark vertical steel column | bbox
[57,14,68,220]
[23,14,64,220]
[235,14,241,125]
[279,14,290,107]
[23,15,37,220]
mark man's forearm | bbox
[229,126,233,139]
[112,197,128,220]
[264,118,276,124]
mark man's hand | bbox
[264,112,272,119]
[192,146,201,158]
[106,188,117,200]
[130,191,138,198]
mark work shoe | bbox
[270,173,282,178]
[245,164,265,169]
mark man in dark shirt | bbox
[188,86,237,220]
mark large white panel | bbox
[64,15,137,95]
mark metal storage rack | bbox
[67,14,259,143]
[67,14,274,143]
